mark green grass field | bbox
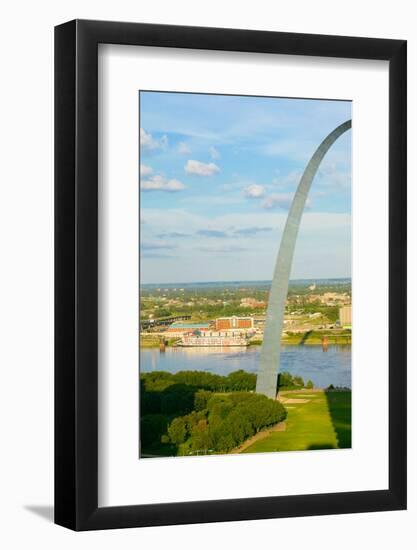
[242,389,351,453]
[281,330,352,345]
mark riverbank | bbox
[140,335,180,348]
[250,329,351,346]
[282,330,351,345]
[141,329,352,348]
[140,344,351,388]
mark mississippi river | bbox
[140,345,351,388]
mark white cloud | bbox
[197,229,228,238]
[177,142,191,155]
[143,208,349,235]
[317,162,351,189]
[272,170,302,190]
[243,184,266,198]
[185,159,219,176]
[141,175,185,192]
[198,244,248,254]
[140,208,350,280]
[209,146,220,160]
[261,193,295,209]
[234,226,272,236]
[261,193,311,210]
[140,128,168,151]
[261,139,314,162]
[140,164,153,177]
[141,240,176,251]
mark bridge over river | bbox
[140,315,191,331]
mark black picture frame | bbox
[55,19,407,531]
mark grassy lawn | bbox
[250,331,352,346]
[282,330,352,345]
[140,335,160,348]
[242,389,351,453]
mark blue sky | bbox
[139,91,351,284]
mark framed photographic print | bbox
[55,20,407,530]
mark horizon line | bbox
[140,276,351,286]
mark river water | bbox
[140,345,351,388]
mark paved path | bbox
[232,420,287,454]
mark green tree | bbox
[293,375,304,387]
[140,414,168,446]
[167,417,188,445]
[190,419,212,452]
[278,371,294,388]
[194,390,211,411]
[226,370,256,391]
[160,384,195,415]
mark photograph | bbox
[139,91,352,458]
[0,0,409,540]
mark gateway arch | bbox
[256,120,352,399]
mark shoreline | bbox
[140,340,352,349]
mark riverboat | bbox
[177,335,248,347]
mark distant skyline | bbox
[140,91,351,285]
[141,277,351,288]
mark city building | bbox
[339,305,352,328]
[240,297,267,309]
[300,292,351,305]
[165,322,211,337]
[214,316,254,330]
[320,292,351,305]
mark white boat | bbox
[178,335,248,347]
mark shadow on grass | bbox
[307,443,334,450]
[140,381,200,457]
[299,330,313,345]
[324,390,352,448]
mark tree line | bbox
[141,369,313,396]
[166,391,287,455]
[141,369,257,395]
[139,369,312,455]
